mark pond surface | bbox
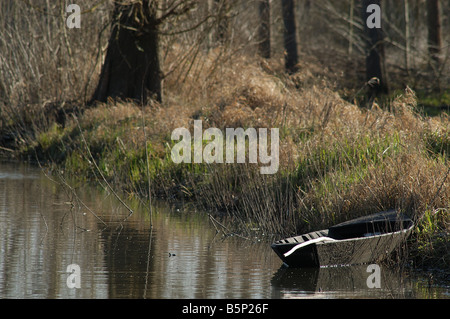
[0,161,448,299]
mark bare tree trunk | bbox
[426,0,442,68]
[91,0,162,104]
[214,0,231,45]
[258,0,271,59]
[281,0,298,74]
[362,0,388,98]
[348,0,355,55]
[404,0,411,74]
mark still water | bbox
[0,161,448,299]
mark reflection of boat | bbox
[271,210,414,268]
[270,264,415,298]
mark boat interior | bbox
[273,211,414,246]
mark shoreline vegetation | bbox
[1,52,449,272]
[0,1,448,275]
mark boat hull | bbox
[271,211,414,268]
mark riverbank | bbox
[1,54,449,271]
[2,159,447,298]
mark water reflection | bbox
[0,161,448,299]
[0,161,280,298]
[271,265,418,298]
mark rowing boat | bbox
[271,210,414,268]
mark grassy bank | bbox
[1,52,448,270]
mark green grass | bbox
[416,90,450,116]
[425,130,450,159]
[413,208,449,269]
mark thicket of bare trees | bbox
[0,0,449,109]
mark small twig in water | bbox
[208,214,249,240]
[73,114,134,222]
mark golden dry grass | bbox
[67,48,448,234]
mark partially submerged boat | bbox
[271,210,414,268]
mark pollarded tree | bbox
[91,0,196,105]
